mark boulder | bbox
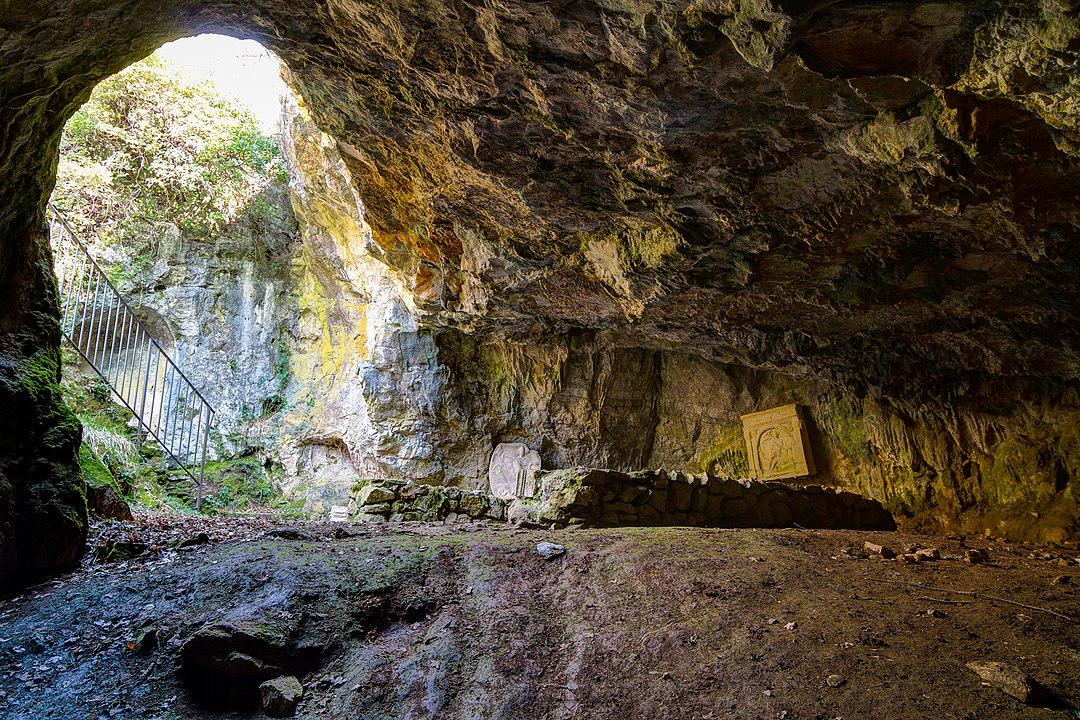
[180,617,322,710]
[536,542,566,560]
[458,492,490,518]
[966,661,1041,704]
[357,484,396,505]
[86,484,133,521]
[260,675,304,717]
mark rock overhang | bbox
[3,0,1078,397]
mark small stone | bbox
[826,674,845,688]
[900,553,921,564]
[915,547,940,561]
[95,540,147,563]
[784,622,797,631]
[260,675,304,717]
[964,548,989,564]
[926,608,946,618]
[767,618,779,625]
[863,542,895,559]
[1051,575,1071,586]
[966,661,1040,704]
[536,542,566,560]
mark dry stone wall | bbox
[349,480,508,524]
[349,468,895,532]
[513,469,896,531]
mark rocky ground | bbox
[0,516,1078,720]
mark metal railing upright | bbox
[48,204,215,510]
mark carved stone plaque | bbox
[488,442,542,500]
[740,404,815,481]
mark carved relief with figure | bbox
[740,404,815,481]
[488,442,542,500]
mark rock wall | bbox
[347,468,895,532]
[157,105,1076,543]
[0,220,87,587]
[87,184,301,461]
[430,334,1079,542]
[349,479,508,524]
[268,99,448,514]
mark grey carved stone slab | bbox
[488,442,542,500]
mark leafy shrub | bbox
[52,54,286,254]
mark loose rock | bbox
[966,661,1039,704]
[964,548,990,564]
[863,542,895,559]
[178,532,210,548]
[260,675,304,717]
[536,542,566,560]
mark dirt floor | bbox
[0,514,1077,720]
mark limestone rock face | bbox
[271,101,447,513]
[0,0,1079,581]
[85,183,300,462]
[430,335,1080,541]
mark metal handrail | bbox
[47,203,215,510]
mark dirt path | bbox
[0,517,1077,719]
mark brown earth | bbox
[0,515,1077,719]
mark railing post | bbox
[197,408,212,513]
[137,335,153,440]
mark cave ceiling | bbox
[3,0,1079,395]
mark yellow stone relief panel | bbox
[740,403,816,481]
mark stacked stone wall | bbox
[513,469,896,530]
[349,480,508,523]
[349,469,896,531]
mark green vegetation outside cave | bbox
[52,52,289,282]
[55,49,303,518]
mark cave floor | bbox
[0,517,1077,720]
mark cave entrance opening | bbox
[51,33,313,518]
